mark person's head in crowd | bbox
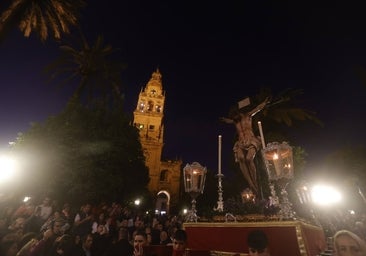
[82,233,93,252]
[145,226,153,244]
[333,229,366,256]
[133,229,148,256]
[247,229,270,256]
[160,230,171,244]
[172,229,187,252]
[82,203,92,214]
[52,218,65,235]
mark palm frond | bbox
[0,0,86,42]
[45,34,126,107]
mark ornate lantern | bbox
[262,141,295,219]
[262,141,294,181]
[183,162,207,222]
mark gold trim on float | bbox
[210,251,248,256]
[183,220,322,228]
[294,222,307,256]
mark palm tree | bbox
[0,0,86,43]
[225,87,322,142]
[46,33,126,108]
[257,87,322,127]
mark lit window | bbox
[139,102,145,111]
[147,101,153,111]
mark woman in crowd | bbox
[333,229,366,256]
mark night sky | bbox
[1,1,366,175]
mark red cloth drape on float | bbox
[183,221,326,256]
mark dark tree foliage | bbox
[11,100,150,205]
[0,0,86,43]
[45,34,127,108]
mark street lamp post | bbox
[262,141,295,220]
[183,162,207,222]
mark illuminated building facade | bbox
[133,69,182,214]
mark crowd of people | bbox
[2,195,366,256]
[0,195,188,256]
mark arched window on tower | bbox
[159,169,169,182]
[139,101,145,111]
[147,101,154,111]
[156,105,161,113]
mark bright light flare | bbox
[0,155,17,183]
[23,196,31,203]
[134,199,141,206]
[311,184,342,206]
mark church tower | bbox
[133,69,182,214]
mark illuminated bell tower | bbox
[133,68,182,214]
